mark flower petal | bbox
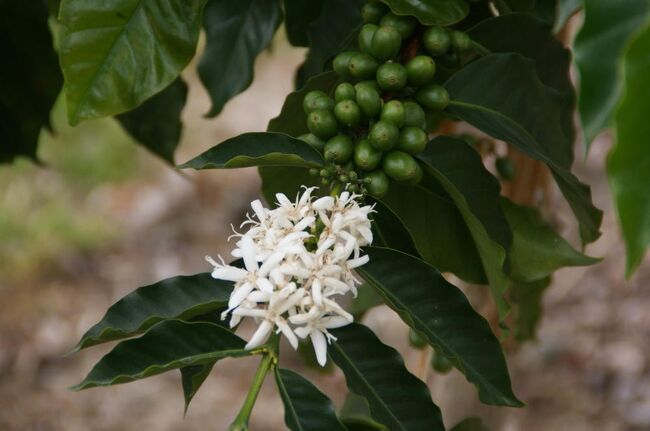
[310,330,328,366]
[245,320,273,350]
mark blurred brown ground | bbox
[0,34,648,431]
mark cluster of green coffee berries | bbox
[298,1,473,197]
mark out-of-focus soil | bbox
[0,39,648,431]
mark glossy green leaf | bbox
[268,71,339,136]
[181,363,215,413]
[178,132,325,170]
[1,1,62,163]
[296,0,363,86]
[198,0,282,117]
[503,199,599,282]
[116,78,187,163]
[72,273,231,352]
[510,277,551,341]
[381,182,487,284]
[418,136,511,317]
[330,323,445,431]
[469,13,576,153]
[340,392,387,431]
[274,368,347,431]
[284,0,326,47]
[58,0,205,125]
[575,0,650,146]
[357,247,522,407]
[369,198,419,257]
[259,166,318,206]
[73,320,251,390]
[501,0,556,25]
[450,417,492,431]
[444,53,602,245]
[609,24,650,275]
[379,0,469,26]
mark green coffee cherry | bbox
[403,101,426,128]
[305,95,334,114]
[348,171,358,181]
[382,150,420,182]
[369,120,399,151]
[355,85,382,118]
[354,139,383,171]
[365,170,390,197]
[397,126,427,155]
[496,157,516,180]
[361,1,388,24]
[370,26,402,61]
[380,100,405,127]
[334,99,362,128]
[298,133,326,151]
[324,135,354,163]
[450,30,471,52]
[406,161,423,185]
[348,53,380,80]
[415,84,449,111]
[431,350,453,374]
[408,329,427,349]
[303,91,328,114]
[405,55,436,87]
[422,26,450,56]
[333,51,357,79]
[320,168,331,178]
[380,12,418,39]
[334,82,356,102]
[354,80,381,93]
[307,109,338,139]
[376,62,407,91]
[359,23,378,54]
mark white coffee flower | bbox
[206,187,373,366]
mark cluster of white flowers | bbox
[206,187,374,366]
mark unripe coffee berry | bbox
[382,150,420,182]
[361,1,388,24]
[369,120,399,151]
[376,62,407,91]
[403,101,426,128]
[348,53,380,80]
[365,169,390,197]
[450,30,471,52]
[358,24,378,54]
[307,109,338,139]
[380,12,418,39]
[380,100,405,127]
[298,133,326,151]
[324,135,354,163]
[397,126,427,155]
[423,26,450,56]
[354,139,383,171]
[303,91,328,114]
[334,82,356,102]
[415,84,449,111]
[354,80,380,93]
[333,51,356,79]
[370,26,402,61]
[405,55,436,87]
[334,100,362,128]
[355,85,382,118]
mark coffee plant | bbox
[3,0,650,429]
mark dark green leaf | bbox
[268,71,339,136]
[608,24,650,275]
[181,363,214,413]
[469,13,576,156]
[444,53,602,245]
[296,0,363,86]
[574,0,650,146]
[116,78,187,163]
[369,198,419,257]
[510,277,551,341]
[340,392,387,431]
[379,0,469,26]
[72,273,231,352]
[179,132,325,170]
[502,0,556,25]
[418,136,511,317]
[381,181,487,284]
[357,247,522,407]
[0,1,62,163]
[259,166,318,206]
[198,0,282,117]
[73,320,251,390]
[284,0,326,47]
[450,417,492,431]
[502,199,599,282]
[274,368,347,431]
[330,323,445,431]
[58,0,205,125]
[348,283,384,318]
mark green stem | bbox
[330,181,344,196]
[228,337,279,430]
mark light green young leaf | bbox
[59,0,206,125]
[608,23,650,276]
